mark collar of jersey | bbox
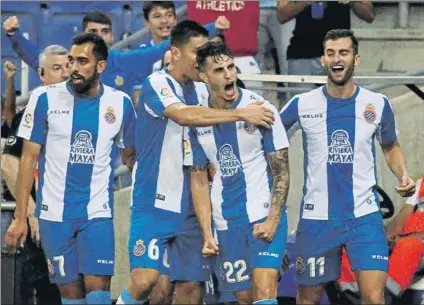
[208,87,243,109]
[66,80,105,100]
[322,85,360,102]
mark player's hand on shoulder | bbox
[3,16,20,36]
[215,16,230,31]
[396,176,416,197]
[202,237,219,257]
[5,218,28,254]
[253,219,278,242]
[241,101,274,129]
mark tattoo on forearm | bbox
[267,148,290,222]
[190,165,208,172]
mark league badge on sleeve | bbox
[363,104,376,123]
[133,240,146,257]
[160,87,173,98]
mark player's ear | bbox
[170,46,180,61]
[96,60,107,73]
[198,71,208,84]
[38,68,46,83]
[354,54,361,67]
[320,55,325,67]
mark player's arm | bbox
[277,1,311,23]
[4,61,17,127]
[164,102,274,128]
[142,77,274,128]
[117,96,137,171]
[279,95,301,138]
[3,16,41,72]
[5,88,48,252]
[254,102,291,242]
[386,204,415,238]
[350,1,375,23]
[377,97,415,197]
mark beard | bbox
[325,62,355,86]
[70,71,100,94]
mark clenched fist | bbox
[215,16,230,31]
[3,16,20,36]
[4,61,17,79]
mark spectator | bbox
[132,1,177,110]
[277,1,375,93]
[187,0,263,94]
[257,1,295,101]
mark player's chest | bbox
[299,102,380,143]
[196,121,263,160]
[46,101,122,141]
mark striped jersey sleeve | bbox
[141,74,183,119]
[17,86,49,145]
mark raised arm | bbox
[277,1,311,23]
[3,61,17,127]
[3,16,41,71]
[350,1,375,23]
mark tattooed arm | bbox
[253,148,290,242]
[190,164,219,256]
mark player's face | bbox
[200,54,238,102]
[68,43,106,94]
[145,6,176,42]
[173,35,209,81]
[84,22,114,48]
[322,37,360,86]
[40,54,70,85]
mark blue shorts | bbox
[39,218,115,285]
[216,212,288,292]
[128,211,208,282]
[295,212,388,286]
[203,256,238,304]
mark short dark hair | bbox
[170,20,208,48]
[323,29,359,55]
[196,42,233,72]
[143,1,175,21]
[214,33,227,45]
[82,11,112,31]
[72,33,108,61]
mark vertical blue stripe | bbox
[299,130,309,218]
[371,136,380,208]
[325,87,359,219]
[214,122,249,228]
[35,146,47,218]
[63,96,100,220]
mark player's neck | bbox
[74,81,102,99]
[151,35,165,45]
[168,64,190,84]
[326,80,356,99]
[210,89,239,109]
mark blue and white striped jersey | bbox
[17,81,136,222]
[280,85,398,220]
[184,88,290,230]
[132,69,209,227]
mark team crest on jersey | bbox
[218,144,243,177]
[133,240,146,257]
[243,122,257,134]
[295,256,305,274]
[327,129,354,164]
[115,75,124,87]
[104,107,116,124]
[47,259,55,276]
[363,104,376,123]
[69,130,96,164]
